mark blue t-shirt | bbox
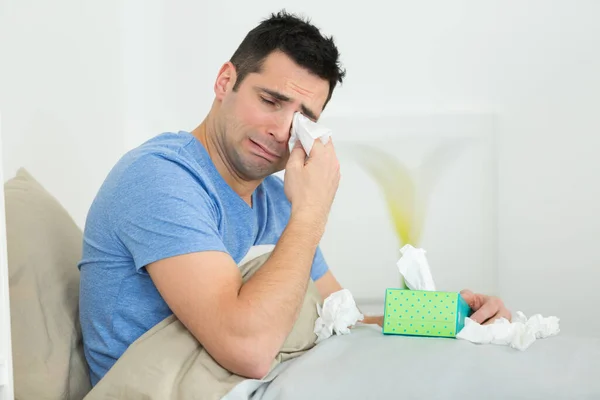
[78,131,329,386]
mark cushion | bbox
[5,168,91,399]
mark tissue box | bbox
[383,289,471,338]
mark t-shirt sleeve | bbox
[311,246,329,281]
[110,154,227,272]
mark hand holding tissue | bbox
[383,244,560,350]
[288,112,331,156]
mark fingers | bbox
[469,299,498,324]
[309,138,324,156]
[482,307,512,325]
[461,289,511,325]
[470,296,510,325]
[307,138,334,158]
[287,141,306,168]
[459,289,474,304]
[460,289,484,311]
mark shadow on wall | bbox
[305,114,498,301]
[341,139,467,248]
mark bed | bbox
[5,169,600,400]
[255,325,600,399]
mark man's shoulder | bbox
[123,131,200,171]
[86,131,218,227]
[107,131,213,192]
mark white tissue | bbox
[313,289,364,343]
[288,112,332,156]
[396,244,436,291]
[456,311,560,351]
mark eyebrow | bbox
[258,87,318,121]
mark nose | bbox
[269,111,294,143]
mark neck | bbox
[191,114,259,206]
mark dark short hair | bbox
[230,10,346,108]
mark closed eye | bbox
[260,97,276,106]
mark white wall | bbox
[2,1,599,335]
[0,0,126,228]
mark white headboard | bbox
[0,114,15,400]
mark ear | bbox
[214,62,237,101]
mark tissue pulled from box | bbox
[394,245,559,349]
[288,112,331,156]
[456,311,560,351]
[314,289,364,343]
[396,244,436,291]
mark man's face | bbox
[215,51,330,181]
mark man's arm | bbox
[146,141,340,380]
[147,214,321,379]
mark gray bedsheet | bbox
[253,325,600,400]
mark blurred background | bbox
[1,0,599,334]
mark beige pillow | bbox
[5,168,91,400]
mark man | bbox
[78,11,511,386]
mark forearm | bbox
[207,138,339,377]
[228,212,324,359]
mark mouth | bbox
[249,139,281,162]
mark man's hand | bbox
[351,291,512,330]
[284,140,340,229]
[460,289,511,324]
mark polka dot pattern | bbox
[383,289,459,337]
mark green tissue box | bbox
[382,288,472,338]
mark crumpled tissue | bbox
[313,289,364,343]
[456,311,560,350]
[396,244,436,291]
[395,244,560,350]
[288,112,332,156]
